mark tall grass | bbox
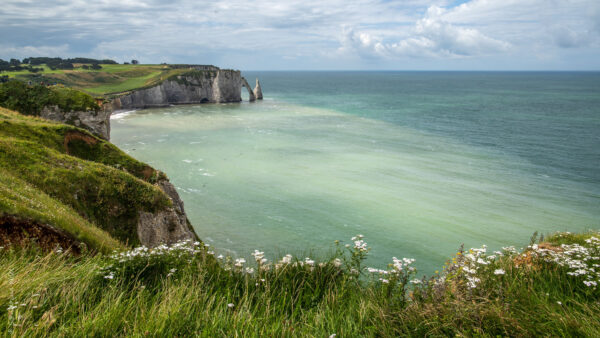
[1,231,599,336]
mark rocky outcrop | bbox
[40,106,111,140]
[253,78,263,100]
[111,69,244,109]
[136,179,198,248]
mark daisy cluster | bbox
[444,245,511,290]
[527,236,600,289]
[101,239,205,280]
[366,257,417,285]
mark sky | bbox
[1,0,599,70]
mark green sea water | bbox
[111,72,600,274]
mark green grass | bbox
[4,64,178,96]
[85,70,164,95]
[0,231,599,336]
[0,169,124,254]
[0,107,174,248]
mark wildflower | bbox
[411,279,422,284]
[333,258,342,267]
[104,273,114,280]
[217,254,224,259]
[494,269,505,275]
[379,278,389,284]
[557,301,562,305]
[584,280,597,287]
[227,303,234,308]
[252,250,265,262]
[305,257,315,266]
[353,240,368,252]
[281,254,293,264]
[329,334,336,338]
[245,267,254,274]
[234,258,246,267]
[7,305,17,311]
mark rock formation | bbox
[137,179,197,248]
[40,105,111,140]
[253,78,263,100]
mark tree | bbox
[131,59,139,65]
[9,59,21,67]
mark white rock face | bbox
[112,69,244,109]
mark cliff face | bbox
[137,179,197,248]
[112,69,243,109]
[40,106,111,140]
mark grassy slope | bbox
[0,107,173,250]
[6,64,185,96]
[0,231,599,336]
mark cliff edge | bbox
[111,69,244,109]
[0,107,198,252]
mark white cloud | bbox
[0,44,70,59]
[339,6,510,59]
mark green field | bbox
[3,64,183,96]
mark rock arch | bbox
[241,77,256,102]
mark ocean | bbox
[111,71,600,274]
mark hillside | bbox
[0,107,196,253]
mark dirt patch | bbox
[0,215,82,254]
[141,166,155,180]
[63,130,98,155]
[514,242,562,268]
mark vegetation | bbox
[0,231,599,336]
[1,59,198,96]
[0,81,100,115]
[0,107,172,249]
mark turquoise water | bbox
[111,72,600,274]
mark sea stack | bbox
[253,78,263,100]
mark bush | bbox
[0,80,99,115]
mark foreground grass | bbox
[1,231,599,336]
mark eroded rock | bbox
[40,106,111,140]
[136,179,197,248]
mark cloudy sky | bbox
[1,0,599,70]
